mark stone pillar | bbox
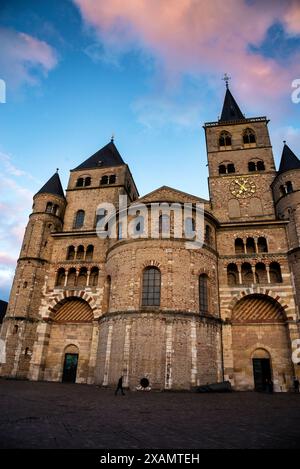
[64,271,68,287]
[266,265,271,284]
[123,323,131,388]
[190,319,197,387]
[102,324,113,386]
[222,322,235,387]
[251,265,256,284]
[165,321,173,390]
[28,321,52,381]
[87,321,99,384]
[237,264,242,285]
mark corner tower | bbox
[272,143,300,310]
[0,171,66,378]
[204,83,276,222]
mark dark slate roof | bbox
[35,172,65,198]
[73,141,125,171]
[278,144,300,174]
[0,300,8,323]
[219,88,245,122]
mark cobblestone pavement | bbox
[0,379,300,449]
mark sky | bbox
[0,0,300,300]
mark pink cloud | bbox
[0,27,57,88]
[73,0,300,105]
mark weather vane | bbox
[222,73,231,89]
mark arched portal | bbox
[44,298,94,384]
[230,294,293,392]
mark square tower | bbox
[204,85,277,222]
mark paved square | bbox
[0,379,300,449]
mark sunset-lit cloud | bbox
[73,0,300,107]
[0,27,57,88]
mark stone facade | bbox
[1,90,300,391]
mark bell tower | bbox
[0,171,66,378]
[204,79,277,222]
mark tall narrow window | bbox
[257,237,268,253]
[219,131,232,149]
[142,267,161,307]
[286,181,293,193]
[185,217,195,238]
[159,214,170,237]
[243,128,256,145]
[235,238,244,254]
[46,202,53,213]
[56,268,65,287]
[74,210,85,229]
[66,246,75,260]
[199,274,209,313]
[85,245,94,261]
[76,245,84,260]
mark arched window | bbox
[219,163,235,174]
[205,225,212,245]
[66,246,75,260]
[255,263,267,284]
[100,175,109,185]
[199,274,209,313]
[286,181,293,193]
[109,175,116,184]
[248,160,265,172]
[246,237,256,254]
[74,210,85,229]
[235,238,244,254]
[219,131,232,149]
[159,214,170,237]
[103,275,111,311]
[85,245,94,261]
[257,161,265,171]
[142,267,161,307]
[89,267,99,287]
[67,268,77,287]
[248,161,256,172]
[184,217,195,238]
[280,185,287,197]
[56,268,65,287]
[76,178,84,187]
[77,267,87,288]
[241,263,253,284]
[257,237,268,253]
[46,202,53,213]
[243,128,256,145]
[227,264,239,286]
[76,245,84,260]
[269,262,282,283]
[219,164,227,175]
[85,177,91,187]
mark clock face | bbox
[230,177,256,199]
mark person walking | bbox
[293,378,299,393]
[115,375,125,395]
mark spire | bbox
[72,140,125,171]
[278,143,300,174]
[219,75,245,122]
[35,172,65,198]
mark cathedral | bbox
[1,85,300,392]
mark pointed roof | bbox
[35,172,65,198]
[278,144,300,174]
[73,140,125,171]
[219,87,245,123]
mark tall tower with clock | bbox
[204,77,277,222]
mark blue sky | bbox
[0,0,300,299]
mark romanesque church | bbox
[1,85,300,392]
